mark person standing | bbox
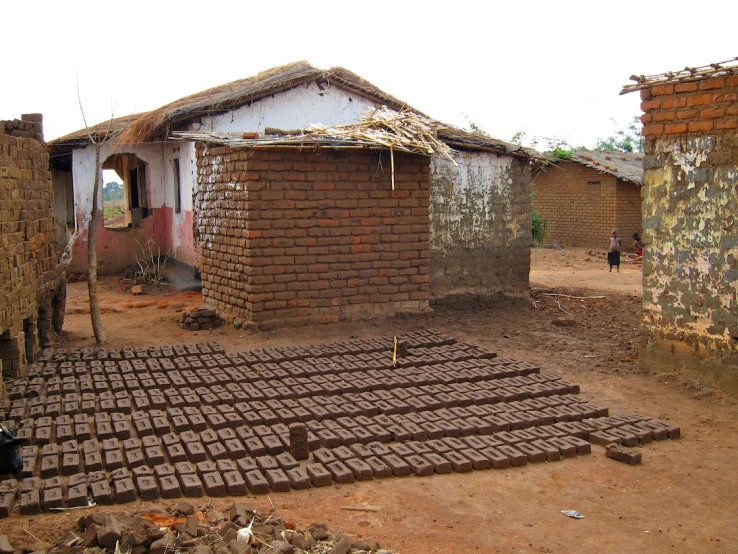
[608,228,622,272]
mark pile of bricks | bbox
[195,147,431,330]
[177,306,221,331]
[0,113,44,141]
[0,330,679,515]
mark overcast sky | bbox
[3,1,736,148]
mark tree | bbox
[76,82,130,344]
[103,182,124,201]
[593,116,644,153]
[510,131,578,160]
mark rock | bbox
[131,547,148,554]
[286,533,312,551]
[91,513,108,526]
[150,533,175,554]
[0,536,14,554]
[218,521,238,542]
[186,514,200,536]
[145,526,167,542]
[208,509,227,524]
[80,525,99,548]
[131,285,143,295]
[352,538,379,551]
[229,502,256,521]
[97,515,123,548]
[177,500,196,515]
[228,539,251,554]
[60,530,80,546]
[261,541,294,554]
[309,523,329,541]
[192,546,213,554]
[326,536,351,554]
[213,544,231,554]
[252,524,275,541]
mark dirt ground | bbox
[2,248,736,554]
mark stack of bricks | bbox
[195,146,430,330]
[177,306,221,331]
[636,70,738,393]
[0,113,44,142]
[0,113,66,386]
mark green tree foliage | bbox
[103,181,123,202]
[593,116,644,153]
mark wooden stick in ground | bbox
[541,293,606,300]
[341,506,379,512]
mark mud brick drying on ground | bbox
[0,329,680,515]
[0,502,394,554]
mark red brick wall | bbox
[640,75,738,137]
[532,161,641,247]
[638,73,738,393]
[196,146,430,329]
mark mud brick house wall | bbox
[196,145,430,329]
[430,151,532,299]
[0,114,66,387]
[532,151,643,248]
[623,61,738,393]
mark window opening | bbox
[173,158,182,214]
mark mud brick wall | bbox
[195,146,430,329]
[637,74,738,393]
[430,152,531,300]
[0,116,66,387]
[532,161,642,247]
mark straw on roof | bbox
[172,106,455,160]
[621,57,738,94]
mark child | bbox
[608,228,622,272]
[632,232,644,256]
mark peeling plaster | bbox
[643,135,738,352]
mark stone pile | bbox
[178,307,222,331]
[0,502,393,554]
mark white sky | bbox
[3,1,736,148]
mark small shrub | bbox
[532,209,548,245]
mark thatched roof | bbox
[621,57,738,94]
[49,113,146,155]
[49,61,540,160]
[538,150,643,185]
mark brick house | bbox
[622,58,738,393]
[0,114,67,387]
[49,62,537,328]
[532,150,643,247]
